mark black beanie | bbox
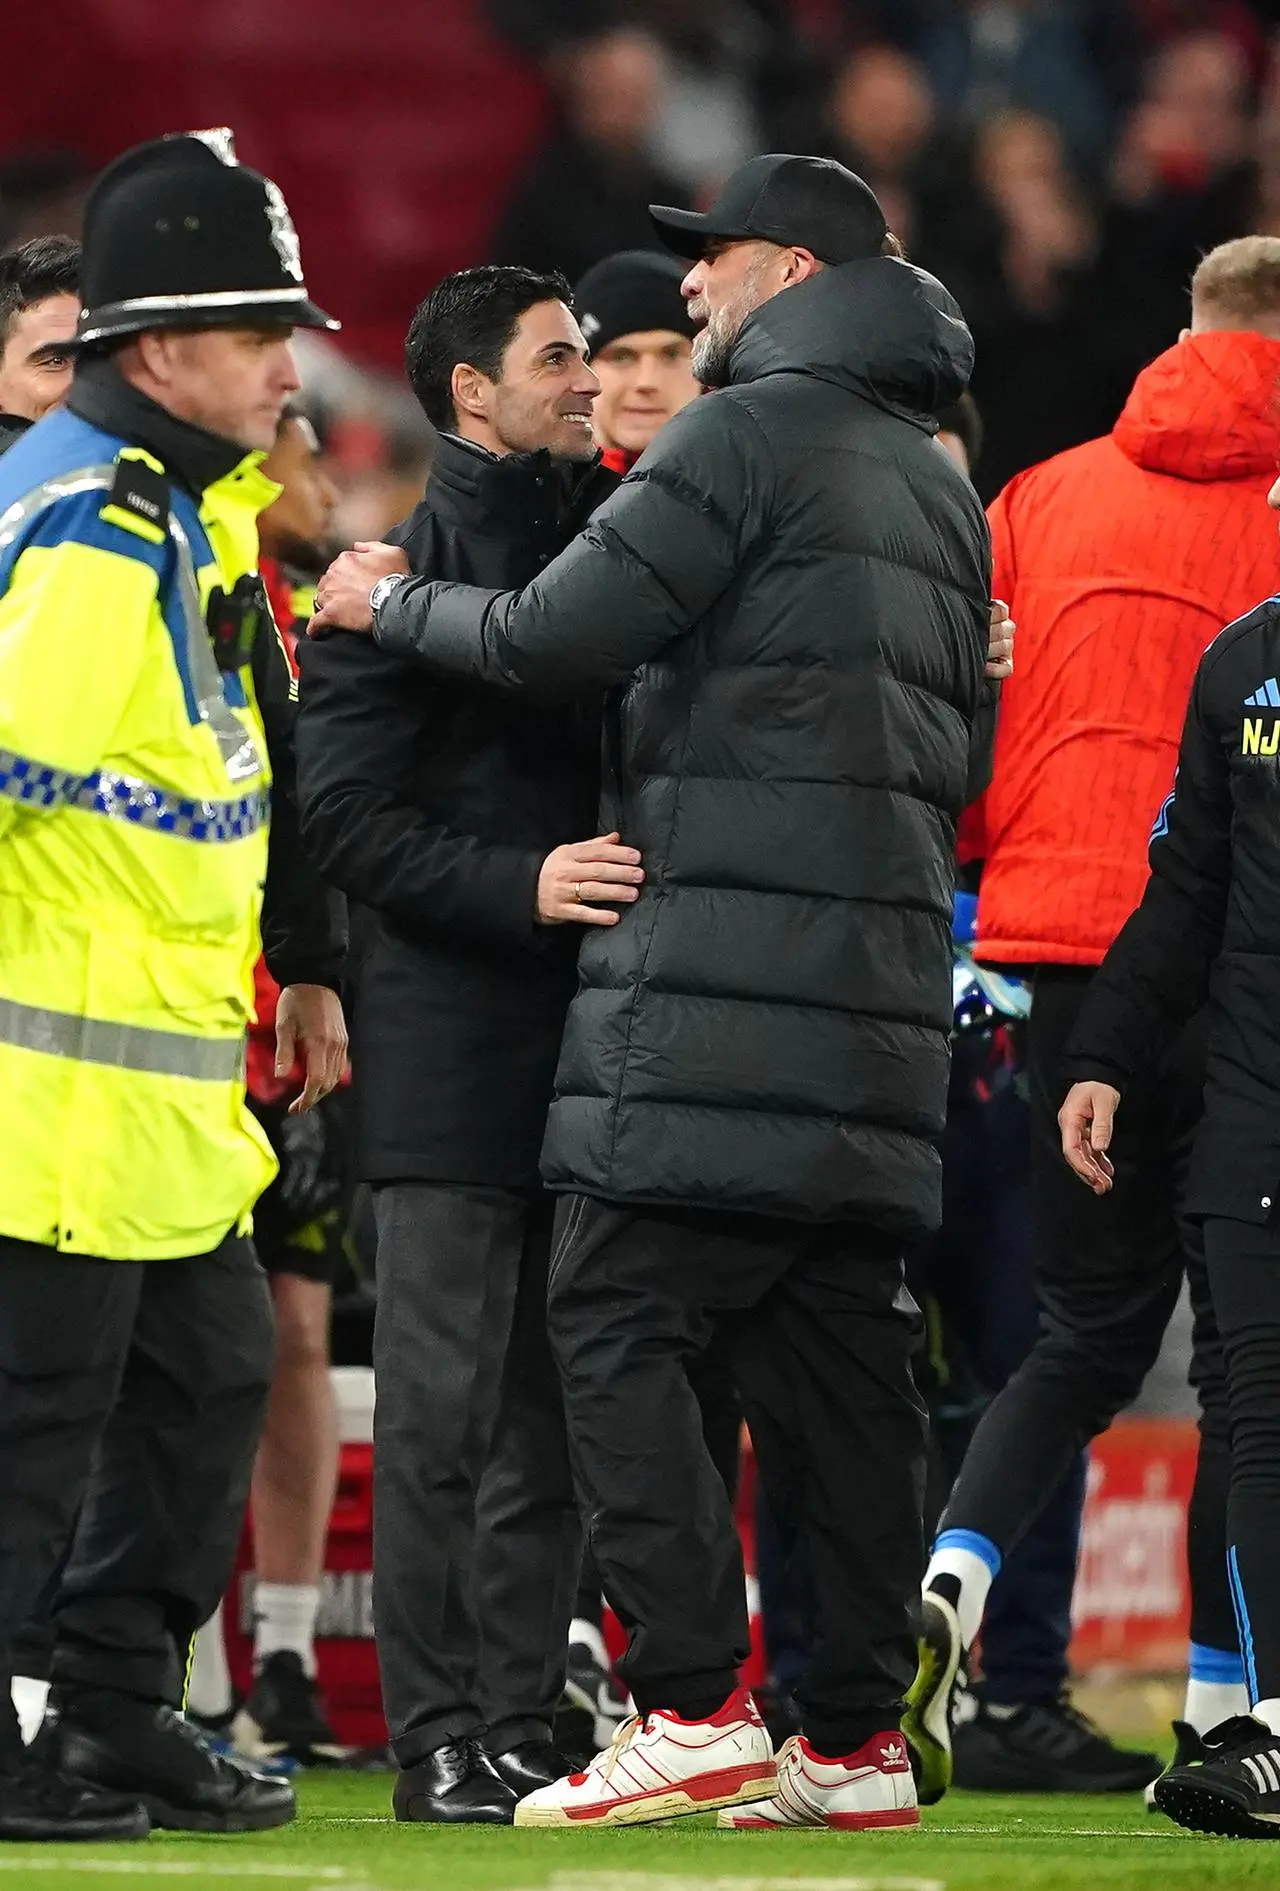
[574,250,698,356]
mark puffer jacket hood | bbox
[1112,329,1280,481]
[729,254,974,426]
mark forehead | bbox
[10,292,79,352]
[598,328,692,357]
[510,298,586,356]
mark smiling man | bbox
[295,265,627,1824]
[573,250,700,472]
[0,236,80,452]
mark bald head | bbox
[1189,237,1280,340]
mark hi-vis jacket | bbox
[0,361,341,1261]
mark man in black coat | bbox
[295,267,625,1824]
[1059,561,1280,1840]
[314,156,993,1831]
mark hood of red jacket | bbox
[1113,329,1280,481]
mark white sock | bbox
[253,1582,321,1679]
[1184,1678,1250,1734]
[1183,1642,1249,1735]
[185,1604,233,1720]
[924,1531,1001,1651]
[1252,1697,1280,1736]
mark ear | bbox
[451,361,490,423]
[133,329,175,385]
[783,247,823,286]
[1178,326,1193,343]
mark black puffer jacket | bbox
[375,258,993,1236]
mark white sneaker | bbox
[718,1731,920,1830]
[514,1686,775,1827]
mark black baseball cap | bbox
[650,153,888,266]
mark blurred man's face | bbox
[462,299,601,462]
[591,329,699,456]
[682,239,801,388]
[129,325,301,453]
[936,429,970,478]
[259,413,339,571]
[0,292,79,421]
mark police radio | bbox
[206,574,271,673]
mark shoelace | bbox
[582,1712,651,1784]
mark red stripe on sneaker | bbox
[562,1761,776,1822]
[826,1807,921,1830]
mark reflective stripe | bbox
[0,462,119,561]
[0,748,269,841]
[168,507,264,782]
[0,995,246,1081]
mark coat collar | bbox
[68,355,254,498]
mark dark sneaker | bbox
[33,1687,296,1832]
[952,1692,1162,1793]
[1145,1720,1205,1811]
[232,1652,346,1767]
[1154,1714,1280,1838]
[903,1590,964,1805]
[560,1619,631,1752]
[0,1754,149,1842]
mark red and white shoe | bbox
[717,1731,920,1830]
[513,1686,775,1827]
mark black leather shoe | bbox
[33,1687,295,1832]
[393,1739,517,1824]
[0,1754,149,1842]
[488,1739,585,1797]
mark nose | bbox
[681,262,704,302]
[574,357,602,398]
[277,341,302,395]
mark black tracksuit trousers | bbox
[938,967,1236,1657]
[0,1233,273,1747]
[546,1193,928,1756]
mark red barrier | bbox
[225,1416,1201,1746]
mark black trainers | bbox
[560,1620,631,1752]
[951,1690,1162,1794]
[0,1752,149,1843]
[233,1652,346,1767]
[33,1686,296,1832]
[1154,1714,1280,1838]
[903,1590,965,1805]
[1145,1720,1205,1811]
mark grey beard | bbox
[691,323,735,389]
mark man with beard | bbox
[296,266,627,1823]
[311,154,994,1831]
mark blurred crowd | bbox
[6,1,1280,511]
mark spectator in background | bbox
[237,410,348,1768]
[0,237,80,452]
[490,28,690,282]
[938,110,1105,497]
[813,43,949,253]
[907,236,1280,1806]
[574,248,700,472]
[900,0,1118,169]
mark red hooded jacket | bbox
[970,330,1280,966]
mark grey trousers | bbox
[372,1183,580,1766]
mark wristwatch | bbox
[369,572,407,621]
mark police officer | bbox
[0,131,346,1842]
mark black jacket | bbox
[67,360,343,994]
[296,435,616,1187]
[1066,599,1280,1226]
[0,413,33,456]
[375,259,993,1237]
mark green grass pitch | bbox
[2,1770,1280,1890]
